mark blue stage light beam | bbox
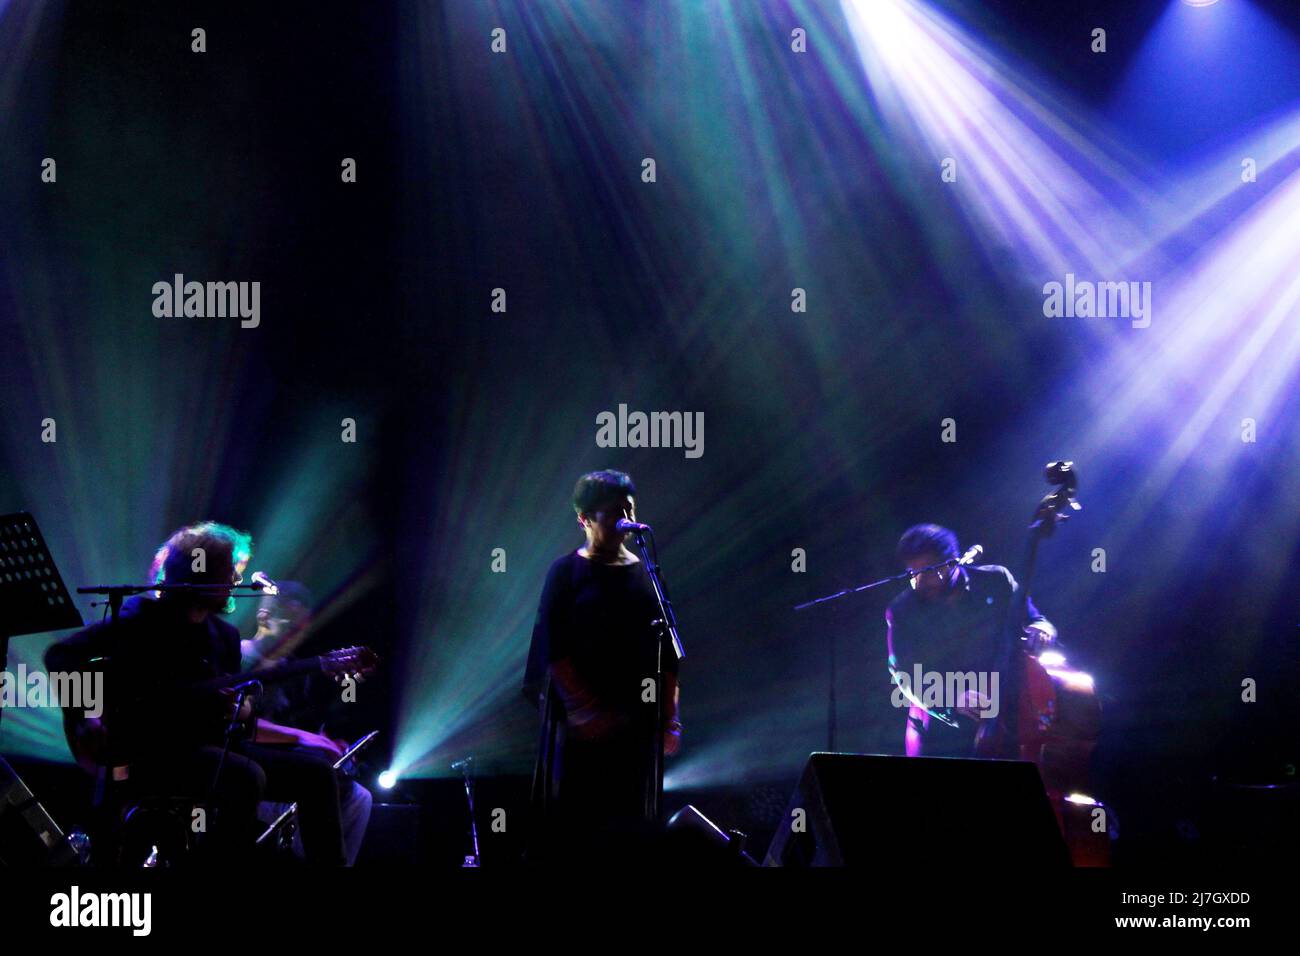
[842,0,1167,286]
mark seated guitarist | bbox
[884,524,1055,758]
[46,521,348,865]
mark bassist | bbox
[884,523,1056,758]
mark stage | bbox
[1,0,1297,939]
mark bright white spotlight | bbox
[1181,0,1220,6]
[378,769,398,789]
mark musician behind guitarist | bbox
[884,524,1056,759]
[241,581,373,865]
[46,522,349,865]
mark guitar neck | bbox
[190,655,328,695]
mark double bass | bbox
[973,462,1108,865]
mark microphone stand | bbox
[209,679,261,804]
[794,554,973,752]
[256,731,380,853]
[77,582,272,623]
[628,527,684,826]
[454,757,481,867]
[792,556,966,612]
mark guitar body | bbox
[63,645,378,770]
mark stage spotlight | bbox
[1180,0,1220,7]
[378,769,398,790]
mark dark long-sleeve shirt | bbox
[45,594,242,761]
[523,551,680,837]
[885,564,1051,678]
[523,551,678,718]
[883,565,1052,756]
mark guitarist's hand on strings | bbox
[218,687,254,724]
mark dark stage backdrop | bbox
[2,0,1296,860]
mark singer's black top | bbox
[523,551,677,716]
[523,550,679,854]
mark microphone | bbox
[250,571,279,596]
[956,544,984,566]
[451,757,474,772]
[615,519,652,534]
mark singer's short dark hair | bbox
[896,523,959,564]
[573,470,636,516]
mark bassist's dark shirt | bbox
[884,565,1050,756]
[45,594,242,759]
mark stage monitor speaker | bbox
[765,753,1069,867]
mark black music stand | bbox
[0,512,85,865]
[0,512,85,733]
